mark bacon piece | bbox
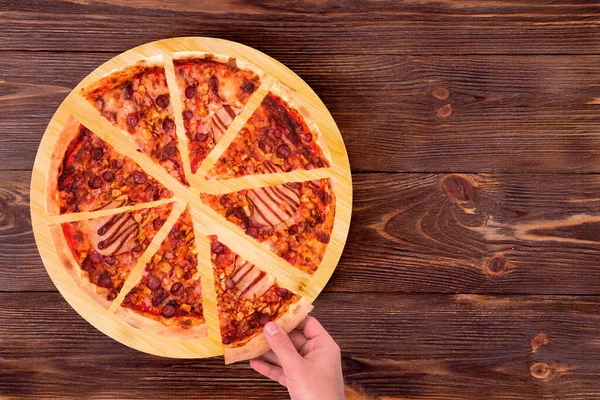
[246,184,300,227]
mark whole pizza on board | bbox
[33,38,350,364]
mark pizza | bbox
[200,179,335,275]
[206,81,330,180]
[119,207,205,338]
[82,59,188,186]
[41,48,343,364]
[210,236,312,364]
[174,54,263,173]
[60,203,172,307]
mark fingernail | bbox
[264,322,279,336]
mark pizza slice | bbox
[210,236,312,364]
[60,203,173,308]
[52,117,172,214]
[119,208,205,338]
[82,59,188,185]
[201,179,335,275]
[206,82,330,180]
[174,54,262,173]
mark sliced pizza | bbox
[82,59,188,185]
[174,54,263,173]
[119,208,205,338]
[201,179,335,275]
[210,236,312,364]
[60,203,173,307]
[206,82,330,180]
[52,117,172,214]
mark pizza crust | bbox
[223,297,313,364]
[269,80,333,166]
[116,306,207,340]
[173,51,267,82]
[81,55,164,98]
[46,115,82,215]
[50,224,114,309]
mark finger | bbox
[263,321,302,368]
[249,358,286,386]
[297,316,328,339]
[289,330,309,351]
[259,350,281,366]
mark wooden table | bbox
[2,2,600,399]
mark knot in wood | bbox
[432,86,449,100]
[531,332,549,352]
[441,175,475,202]
[437,103,453,118]
[484,255,507,276]
[530,362,553,380]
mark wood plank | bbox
[2,1,600,55]
[5,171,600,295]
[2,291,600,399]
[3,52,600,172]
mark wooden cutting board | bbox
[30,37,352,358]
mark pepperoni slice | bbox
[102,171,115,182]
[91,147,104,160]
[170,282,184,296]
[162,304,176,318]
[147,276,160,290]
[185,85,196,99]
[155,94,169,109]
[88,175,102,189]
[276,144,291,158]
[211,241,225,254]
[126,113,139,127]
[133,171,147,184]
[195,133,208,142]
[162,118,174,132]
[182,110,193,121]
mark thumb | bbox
[263,321,302,368]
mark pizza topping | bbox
[153,288,168,305]
[102,171,115,182]
[162,304,176,318]
[162,118,174,132]
[208,75,220,97]
[98,273,112,288]
[155,94,169,109]
[182,109,194,121]
[124,84,133,99]
[133,171,147,184]
[287,224,298,235]
[195,133,208,142]
[91,147,104,160]
[185,85,196,99]
[246,226,259,238]
[170,282,184,296]
[88,175,103,189]
[126,113,139,127]
[147,276,160,290]
[246,185,300,227]
[103,255,116,265]
[276,144,291,159]
[161,143,177,159]
[211,240,225,254]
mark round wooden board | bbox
[30,37,352,359]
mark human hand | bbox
[249,316,344,400]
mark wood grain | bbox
[3,52,600,172]
[6,171,600,295]
[2,1,600,55]
[2,291,600,399]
